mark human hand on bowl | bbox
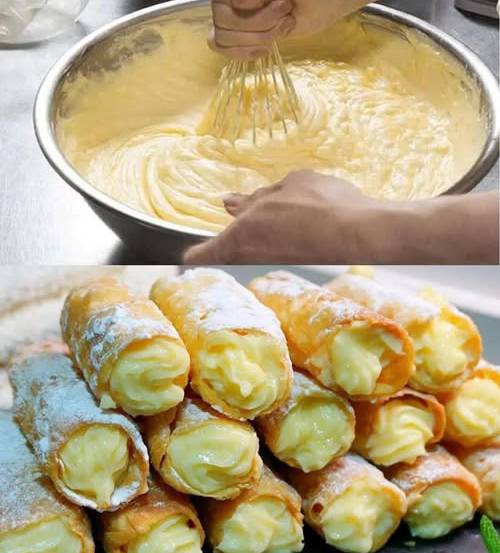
[208,0,372,58]
[184,171,499,264]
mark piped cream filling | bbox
[216,496,303,553]
[482,471,500,520]
[128,514,202,553]
[364,400,435,466]
[319,478,399,553]
[275,396,353,472]
[198,332,286,417]
[105,337,190,416]
[411,316,472,390]
[312,323,403,396]
[445,378,500,444]
[59,425,132,506]
[165,421,259,496]
[0,517,81,553]
[405,482,474,539]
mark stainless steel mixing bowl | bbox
[34,0,500,262]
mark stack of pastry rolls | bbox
[0,266,497,553]
[1,269,298,553]
[324,267,497,539]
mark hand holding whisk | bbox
[207,0,301,144]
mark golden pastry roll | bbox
[150,268,292,419]
[439,359,500,447]
[327,269,482,393]
[352,388,445,466]
[101,477,205,553]
[450,445,500,521]
[386,445,482,539]
[61,277,190,416]
[287,453,407,553]
[142,395,262,500]
[248,270,414,400]
[10,352,149,512]
[199,465,304,553]
[256,370,355,472]
[0,410,95,553]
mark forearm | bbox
[355,192,499,264]
[184,173,499,264]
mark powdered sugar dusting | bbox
[153,268,286,341]
[62,279,185,404]
[10,353,149,511]
[328,273,439,327]
[0,410,83,533]
[178,395,221,427]
[387,445,481,506]
[249,271,381,334]
[289,452,404,523]
[264,369,351,422]
[250,271,320,299]
[458,446,500,495]
[83,302,179,382]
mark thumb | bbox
[223,193,248,217]
[224,181,283,216]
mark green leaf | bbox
[480,515,500,553]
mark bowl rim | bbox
[33,0,500,240]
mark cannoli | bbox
[287,453,407,553]
[256,370,355,472]
[352,388,445,466]
[150,268,292,419]
[386,445,482,539]
[450,445,500,521]
[439,360,500,447]
[61,278,190,416]
[101,476,205,553]
[0,410,94,553]
[327,269,482,393]
[199,466,304,553]
[248,271,413,400]
[142,395,262,500]
[10,351,149,511]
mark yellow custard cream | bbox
[483,473,500,520]
[310,323,403,396]
[129,515,203,553]
[198,332,284,417]
[108,337,190,416]
[0,517,81,553]
[275,395,353,472]
[59,425,131,506]
[405,482,474,539]
[412,317,474,390]
[217,497,304,553]
[446,377,500,444]
[365,400,435,466]
[165,421,259,496]
[57,9,484,232]
[319,479,399,553]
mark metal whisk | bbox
[210,42,300,144]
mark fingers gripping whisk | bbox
[210,42,300,144]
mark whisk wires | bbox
[210,41,299,144]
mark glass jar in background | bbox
[0,0,89,44]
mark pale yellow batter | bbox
[57,7,485,232]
